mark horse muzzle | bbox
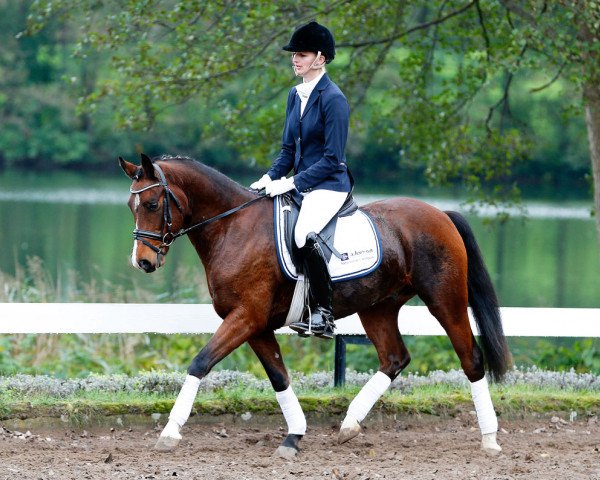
[131,242,167,273]
[133,252,166,273]
[137,258,157,273]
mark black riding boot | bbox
[289,233,335,339]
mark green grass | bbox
[1,383,597,424]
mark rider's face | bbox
[291,51,321,77]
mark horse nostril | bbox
[138,259,156,273]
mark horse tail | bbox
[445,211,510,382]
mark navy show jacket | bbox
[267,74,352,193]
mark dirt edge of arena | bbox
[1,394,598,432]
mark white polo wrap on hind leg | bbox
[169,374,201,427]
[470,376,498,434]
[276,386,307,435]
[347,371,391,423]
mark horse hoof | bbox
[154,420,182,451]
[481,444,502,456]
[154,435,181,451]
[275,445,299,460]
[338,415,361,444]
[481,432,502,456]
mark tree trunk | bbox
[583,82,600,250]
[579,5,600,250]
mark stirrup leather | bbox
[290,232,335,338]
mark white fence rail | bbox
[0,303,598,337]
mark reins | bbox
[130,163,267,257]
[174,194,266,238]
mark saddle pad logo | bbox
[341,248,375,263]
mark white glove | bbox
[266,177,296,197]
[249,174,272,191]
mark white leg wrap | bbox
[276,386,307,435]
[347,371,391,423]
[160,419,182,440]
[470,377,498,435]
[168,374,201,428]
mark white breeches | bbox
[294,189,348,248]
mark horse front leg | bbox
[248,330,306,460]
[339,300,409,444]
[155,309,255,451]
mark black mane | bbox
[153,154,253,198]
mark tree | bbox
[0,2,90,168]
[24,0,600,246]
[495,0,600,245]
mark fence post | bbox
[334,335,347,387]
[334,335,373,388]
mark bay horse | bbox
[120,153,510,459]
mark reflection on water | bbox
[1,171,598,307]
[357,195,594,219]
[0,189,125,204]
[0,188,594,219]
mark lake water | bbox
[1,170,598,308]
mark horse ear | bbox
[119,156,142,180]
[140,153,157,180]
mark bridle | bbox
[130,163,266,260]
[130,163,183,258]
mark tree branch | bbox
[485,43,528,134]
[529,61,567,93]
[475,0,491,60]
[337,1,476,48]
[499,1,583,64]
[354,42,395,109]
[421,0,449,83]
[152,64,258,86]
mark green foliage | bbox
[343,335,600,375]
[510,337,600,373]
[1,330,597,378]
[2,0,594,206]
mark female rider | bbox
[250,21,352,340]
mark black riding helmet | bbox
[282,21,335,64]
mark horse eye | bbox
[146,201,159,211]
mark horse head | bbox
[119,153,189,273]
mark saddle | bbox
[274,191,382,284]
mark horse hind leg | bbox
[428,301,502,455]
[338,300,410,444]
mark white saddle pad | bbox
[274,197,382,283]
